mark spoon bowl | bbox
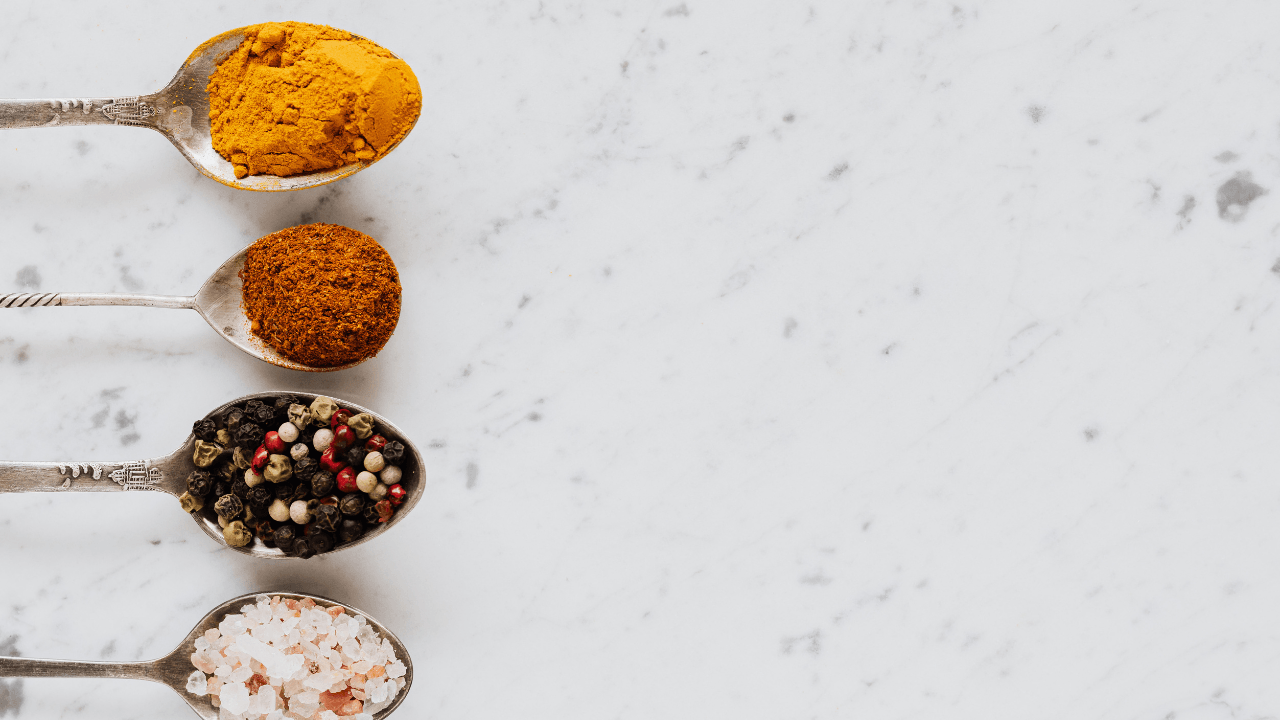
[0,590,413,719]
[0,232,397,372]
[0,24,419,191]
[0,391,424,559]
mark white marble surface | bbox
[3,0,1280,717]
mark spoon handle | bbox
[0,292,195,309]
[0,655,156,680]
[0,459,173,493]
[0,96,157,129]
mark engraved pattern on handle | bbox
[0,459,165,492]
[101,96,156,126]
[0,292,61,307]
[0,96,154,129]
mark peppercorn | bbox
[216,428,231,446]
[252,445,270,472]
[311,470,336,497]
[336,467,358,493]
[338,493,365,516]
[252,404,275,426]
[278,422,300,444]
[192,418,218,443]
[290,499,318,524]
[388,483,407,506]
[293,539,315,559]
[244,467,265,487]
[235,422,264,449]
[343,444,366,468]
[320,447,346,473]
[192,440,221,468]
[356,471,378,494]
[231,446,251,470]
[273,523,296,550]
[309,531,335,554]
[224,408,245,434]
[313,428,335,452]
[268,497,292,522]
[364,434,387,453]
[247,485,273,510]
[372,499,394,522]
[213,479,231,498]
[346,413,374,439]
[230,476,250,499]
[253,519,276,547]
[368,482,388,501]
[310,396,339,424]
[187,470,213,497]
[293,456,318,482]
[361,503,382,524]
[264,454,293,483]
[179,491,204,513]
[363,451,385,473]
[273,395,298,419]
[329,408,352,429]
[332,424,356,452]
[214,493,244,520]
[381,441,405,464]
[287,481,311,503]
[223,520,253,547]
[287,403,312,429]
[313,503,340,532]
[289,442,309,461]
[245,399,266,416]
[380,465,402,486]
[338,517,364,543]
[264,430,285,454]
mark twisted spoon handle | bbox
[0,292,195,309]
[0,656,156,680]
[0,96,156,128]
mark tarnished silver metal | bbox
[0,590,414,719]
[0,243,381,372]
[0,26,418,192]
[0,392,424,559]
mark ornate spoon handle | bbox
[0,655,157,680]
[0,457,180,494]
[0,292,195,309]
[0,96,158,128]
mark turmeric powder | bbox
[207,22,422,179]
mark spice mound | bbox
[182,394,410,557]
[187,594,407,718]
[207,21,422,179]
[240,223,400,368]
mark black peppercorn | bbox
[293,537,315,558]
[294,457,318,482]
[343,445,366,468]
[310,470,335,497]
[235,422,263,449]
[253,519,276,547]
[247,485,272,511]
[224,408,245,434]
[192,418,218,443]
[274,480,298,500]
[338,493,364,516]
[381,441,405,463]
[245,399,265,416]
[214,460,236,482]
[212,479,231,498]
[273,524,296,550]
[187,471,213,497]
[214,493,243,520]
[230,476,250,499]
[309,531,335,554]
[252,404,275,426]
[313,503,340,532]
[338,518,364,544]
[287,481,311,503]
[361,503,382,525]
[273,396,297,420]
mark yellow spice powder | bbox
[207,22,422,178]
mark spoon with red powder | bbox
[0,223,401,371]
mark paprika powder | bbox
[239,223,401,367]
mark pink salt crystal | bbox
[327,606,345,619]
[351,689,367,701]
[205,629,221,642]
[191,653,215,674]
[349,674,366,688]
[367,665,384,678]
[285,599,298,610]
[339,698,363,716]
[319,689,352,714]
[299,598,316,609]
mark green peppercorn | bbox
[287,403,313,430]
[214,493,243,520]
[338,493,364,516]
[223,520,252,547]
[192,418,218,443]
[232,446,251,470]
[338,518,364,544]
[346,413,375,439]
[179,491,204,513]
[310,396,339,424]
[313,503,340,532]
[216,428,231,446]
[310,470,335,497]
[263,454,293,483]
[192,440,222,468]
[187,471,213,497]
[381,441,405,464]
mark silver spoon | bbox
[0,25,418,192]
[0,238,394,372]
[0,591,413,719]
[0,391,423,559]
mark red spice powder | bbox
[239,223,401,368]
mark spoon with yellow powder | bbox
[0,22,422,191]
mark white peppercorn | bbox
[278,422,300,443]
[380,465,402,485]
[268,498,292,522]
[290,499,317,525]
[290,442,309,461]
[356,471,378,494]
[312,428,334,452]
[244,468,265,487]
[363,451,385,473]
[368,482,388,501]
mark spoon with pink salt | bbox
[0,591,413,719]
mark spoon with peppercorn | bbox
[0,24,419,192]
[0,225,398,372]
[0,392,423,559]
[0,591,413,719]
